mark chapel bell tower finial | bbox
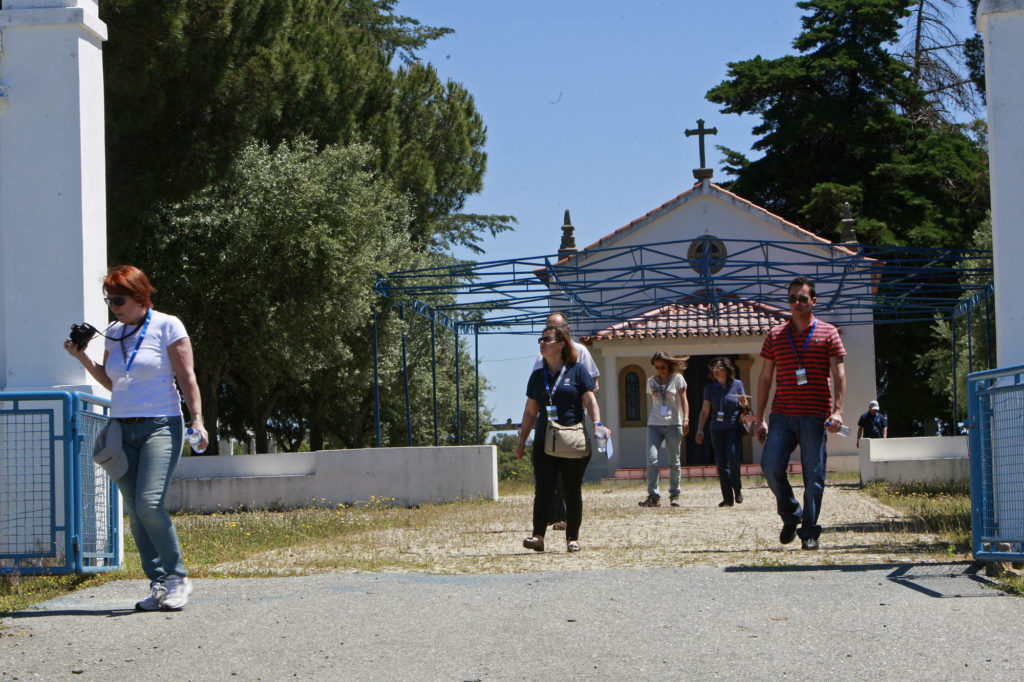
[840,202,858,244]
[558,209,578,257]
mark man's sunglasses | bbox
[787,294,811,304]
[104,295,129,307]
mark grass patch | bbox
[862,481,972,552]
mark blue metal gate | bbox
[0,391,121,574]
[967,366,1024,562]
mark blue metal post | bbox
[475,326,481,444]
[951,316,957,432]
[400,305,412,446]
[372,305,381,448]
[454,329,462,444]
[967,308,973,376]
[985,294,993,369]
[431,313,439,446]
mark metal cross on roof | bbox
[684,119,718,180]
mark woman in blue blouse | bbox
[695,356,745,507]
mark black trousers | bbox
[531,443,591,541]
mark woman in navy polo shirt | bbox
[695,356,746,507]
[515,325,606,553]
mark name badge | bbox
[546,405,558,420]
[716,411,725,422]
[660,405,669,417]
[114,375,133,391]
[795,368,808,386]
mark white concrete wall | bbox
[978,0,1024,367]
[167,446,499,513]
[859,436,969,484]
[0,0,109,393]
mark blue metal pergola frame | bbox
[371,237,993,446]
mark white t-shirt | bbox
[533,342,600,378]
[104,309,188,418]
[646,373,687,426]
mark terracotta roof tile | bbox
[582,296,789,341]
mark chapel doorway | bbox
[682,354,747,466]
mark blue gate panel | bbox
[968,366,1024,562]
[0,408,58,566]
[0,392,119,575]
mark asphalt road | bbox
[3,563,1023,680]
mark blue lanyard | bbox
[786,318,817,368]
[121,308,152,373]
[544,363,569,406]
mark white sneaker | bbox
[135,582,167,611]
[161,575,193,610]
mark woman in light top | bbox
[695,356,746,507]
[639,352,689,508]
[64,265,207,611]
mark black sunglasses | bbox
[538,336,558,344]
[104,295,129,307]
[787,294,811,304]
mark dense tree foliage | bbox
[706,0,990,435]
[706,0,987,248]
[103,1,509,450]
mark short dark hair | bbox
[707,356,736,382]
[788,276,816,299]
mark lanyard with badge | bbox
[787,318,817,386]
[654,376,671,417]
[114,308,152,391]
[544,363,569,422]
[716,380,732,423]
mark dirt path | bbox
[212,480,961,576]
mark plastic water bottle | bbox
[186,427,207,453]
[825,420,851,437]
[595,422,608,454]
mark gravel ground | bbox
[209,479,962,576]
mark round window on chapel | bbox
[688,236,727,274]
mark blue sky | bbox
[394,1,978,429]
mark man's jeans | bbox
[646,424,683,499]
[117,416,188,582]
[760,413,828,540]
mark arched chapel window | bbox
[618,365,647,427]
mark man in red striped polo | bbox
[754,276,847,550]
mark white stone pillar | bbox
[0,0,108,393]
[978,0,1024,368]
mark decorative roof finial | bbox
[840,202,858,244]
[684,119,717,181]
[558,209,578,257]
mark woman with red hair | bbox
[64,265,206,611]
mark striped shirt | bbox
[760,316,846,418]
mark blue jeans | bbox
[116,416,187,582]
[760,413,828,540]
[710,428,742,504]
[646,424,683,499]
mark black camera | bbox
[69,323,98,351]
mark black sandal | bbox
[523,536,545,552]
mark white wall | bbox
[859,436,969,484]
[0,0,109,393]
[167,446,498,513]
[978,0,1024,367]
